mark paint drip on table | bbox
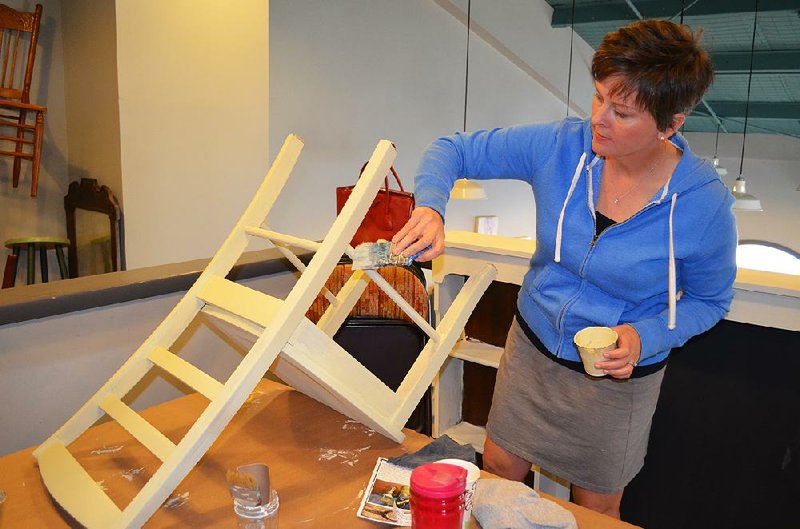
[318,446,371,466]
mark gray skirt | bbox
[486,318,666,494]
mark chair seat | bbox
[5,236,71,250]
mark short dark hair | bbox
[591,19,714,131]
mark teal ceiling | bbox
[543,0,800,137]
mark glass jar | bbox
[410,463,467,529]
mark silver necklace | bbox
[611,153,663,205]
[613,178,646,204]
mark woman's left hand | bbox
[596,324,642,380]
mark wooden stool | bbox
[4,237,70,286]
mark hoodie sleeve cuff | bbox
[630,317,671,362]
[419,203,445,222]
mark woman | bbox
[392,19,737,518]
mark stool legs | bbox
[39,246,49,283]
[27,243,35,285]
[55,245,69,279]
[11,247,21,286]
[4,241,71,286]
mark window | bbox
[736,240,800,275]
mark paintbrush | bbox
[352,240,427,270]
[227,466,269,507]
[226,469,260,502]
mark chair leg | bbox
[39,246,49,283]
[13,110,27,189]
[12,247,20,281]
[56,245,69,279]
[2,254,18,289]
[26,243,35,285]
[31,111,45,198]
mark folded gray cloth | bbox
[386,435,477,468]
[473,479,578,529]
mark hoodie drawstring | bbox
[668,192,678,330]
[555,152,586,263]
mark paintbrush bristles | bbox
[226,469,260,491]
[352,241,412,270]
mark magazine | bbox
[357,458,412,526]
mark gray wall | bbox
[0,272,296,455]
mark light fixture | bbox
[450,179,486,200]
[712,124,727,176]
[565,0,576,117]
[731,177,762,211]
[450,0,486,202]
[732,0,762,212]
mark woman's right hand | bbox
[391,207,445,262]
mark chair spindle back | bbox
[0,3,41,102]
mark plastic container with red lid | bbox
[410,463,467,528]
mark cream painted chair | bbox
[33,135,496,529]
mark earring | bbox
[658,134,666,141]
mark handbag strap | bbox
[359,162,405,193]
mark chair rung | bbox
[99,395,176,462]
[36,441,122,529]
[148,346,223,401]
[197,276,282,328]
[0,149,32,158]
[244,226,321,252]
[201,305,264,337]
[0,135,33,143]
[0,120,35,130]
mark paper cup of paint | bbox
[574,326,618,377]
[436,458,480,528]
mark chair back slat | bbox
[8,30,20,89]
[1,29,10,89]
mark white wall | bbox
[115,0,269,269]
[61,0,122,202]
[444,0,595,236]
[3,0,798,283]
[269,0,595,242]
[0,0,70,282]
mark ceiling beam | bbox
[551,0,798,27]
[693,101,800,120]
[713,51,800,74]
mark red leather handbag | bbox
[336,163,415,247]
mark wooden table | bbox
[0,379,639,528]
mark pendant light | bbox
[451,0,486,201]
[451,179,486,200]
[565,0,576,117]
[712,124,728,176]
[732,0,762,212]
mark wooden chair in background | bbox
[0,3,46,197]
[64,178,125,277]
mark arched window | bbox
[736,240,800,275]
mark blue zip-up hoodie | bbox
[415,118,737,367]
